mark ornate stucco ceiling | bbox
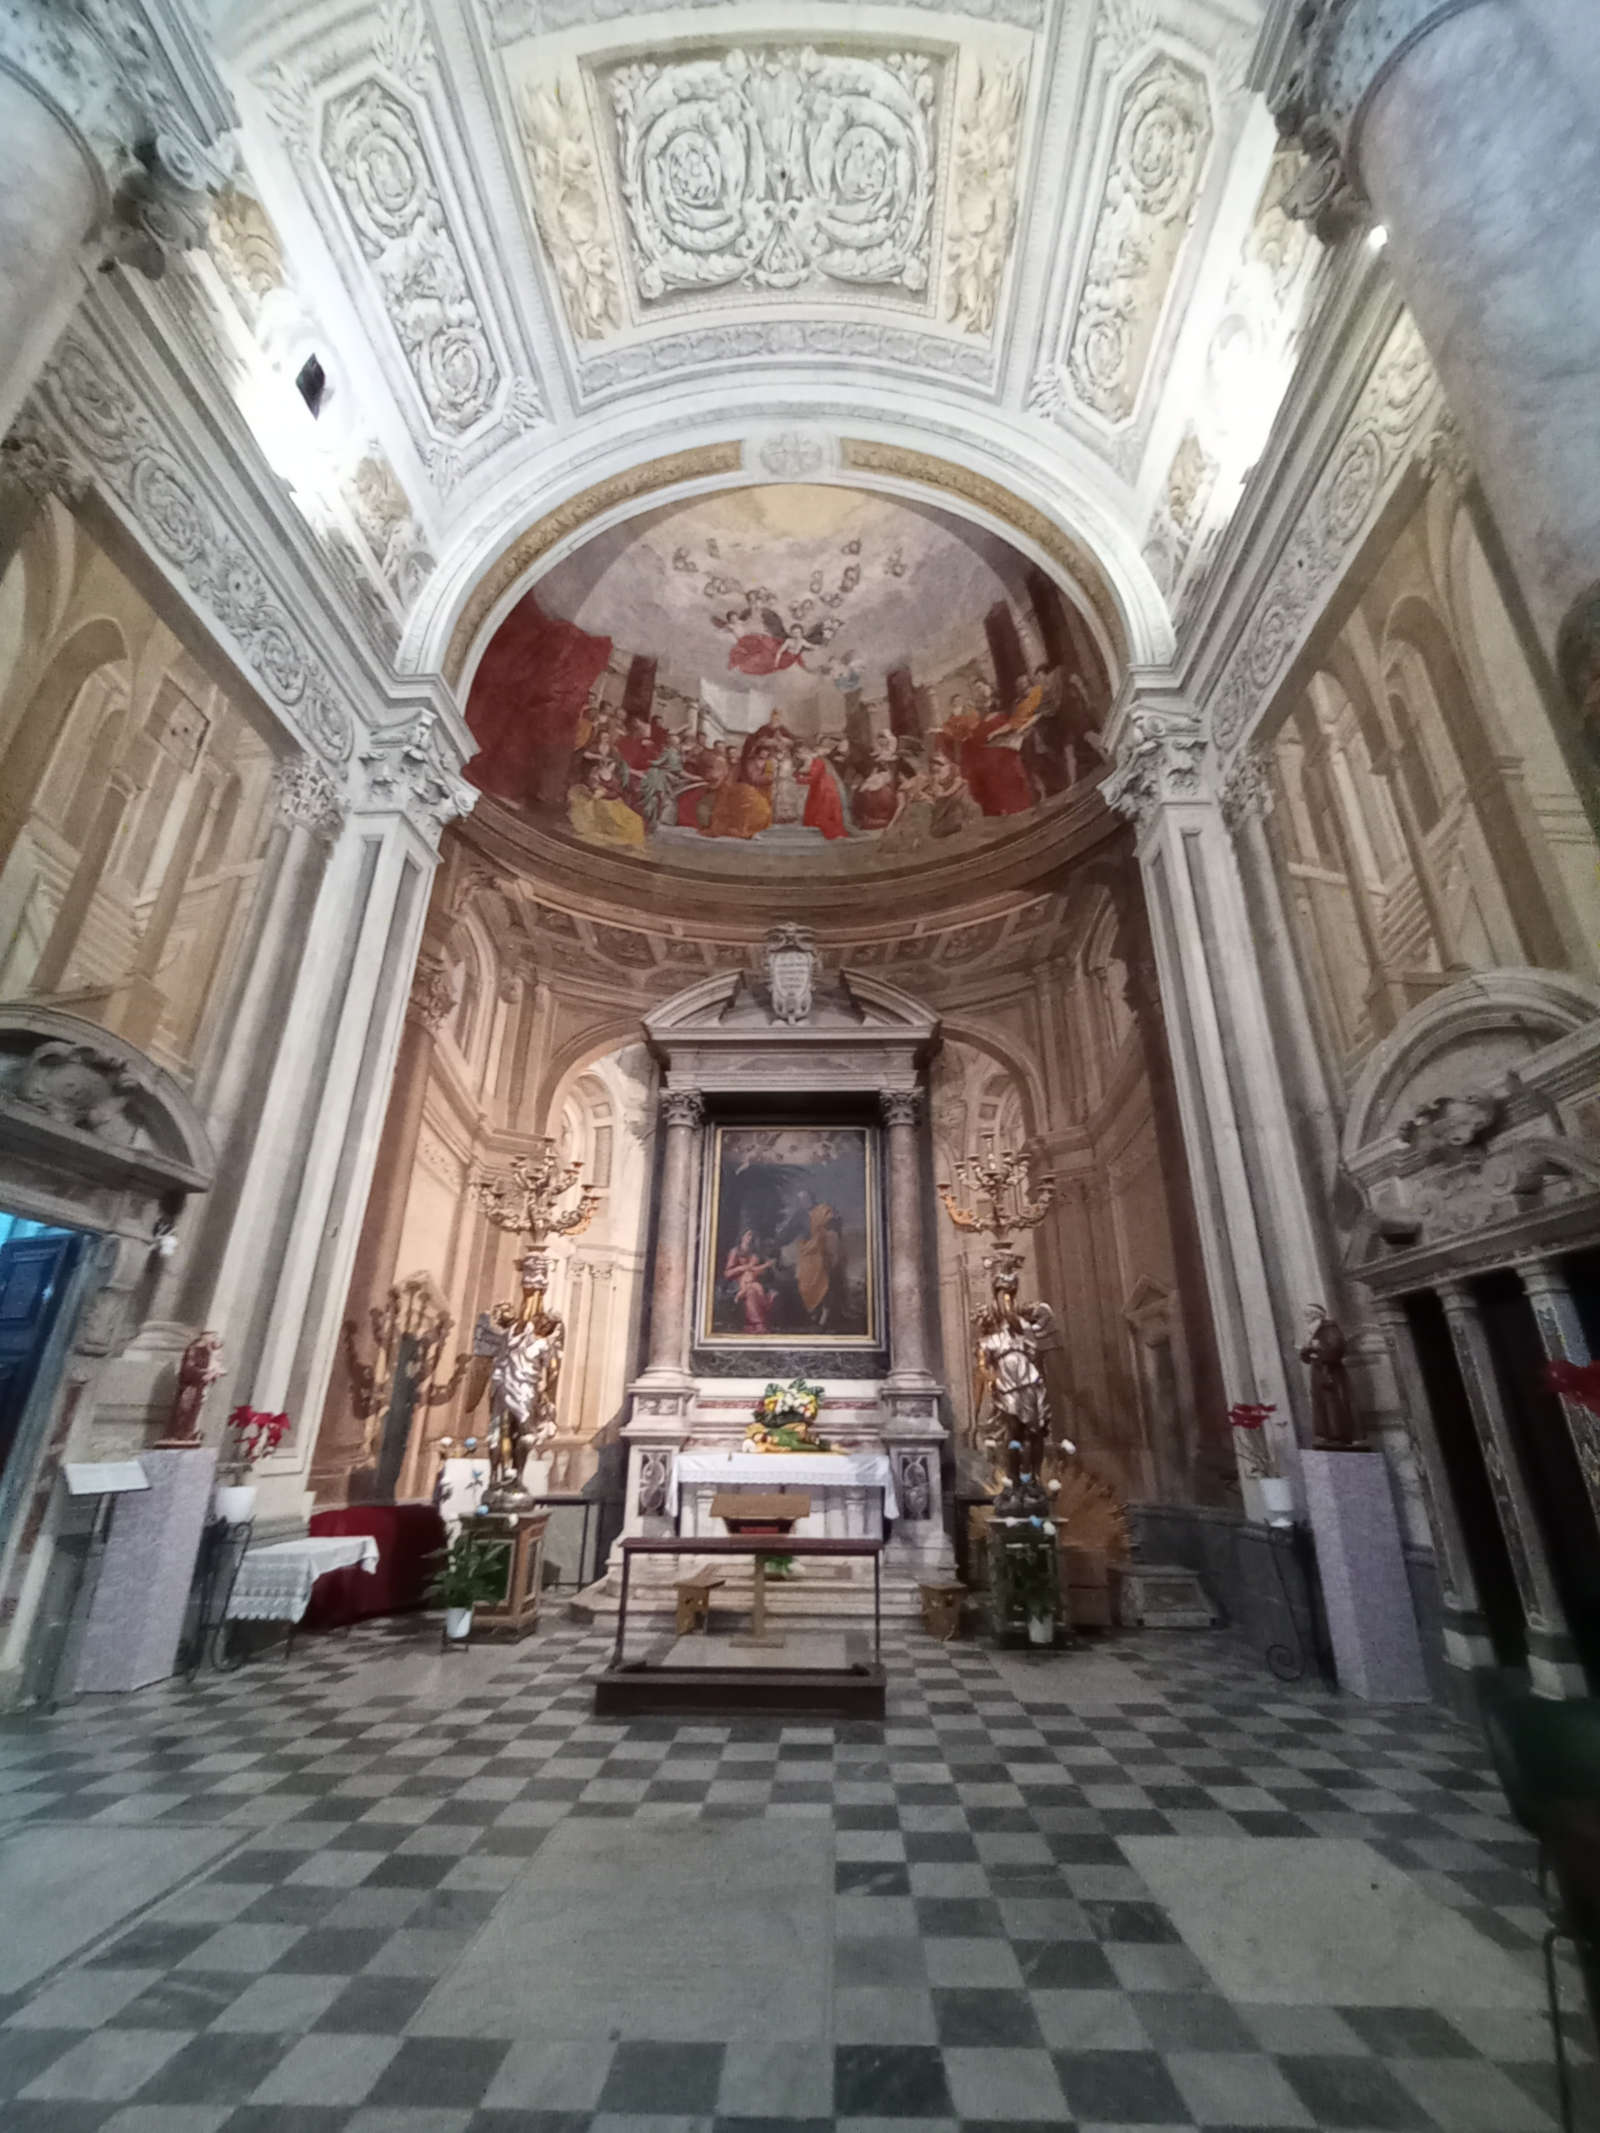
[185,0,1317,711]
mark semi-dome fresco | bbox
[464,485,1113,873]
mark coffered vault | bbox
[163,0,1297,694]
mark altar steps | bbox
[593,1659,887,1720]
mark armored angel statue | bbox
[471,1259,565,1513]
[974,1249,1073,1517]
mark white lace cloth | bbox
[226,1536,380,1623]
[668,1450,898,1518]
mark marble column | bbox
[168,755,344,1326]
[306,941,456,1493]
[1369,1296,1495,1673]
[1267,0,1600,727]
[0,6,230,437]
[614,1089,704,1574]
[880,1089,934,1391]
[878,1091,953,1576]
[1515,1256,1600,1531]
[1436,1276,1584,1695]
[640,1088,704,1386]
[1106,695,1331,1495]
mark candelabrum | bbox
[937,1134,1065,1520]
[937,1130,1057,1252]
[469,1140,601,1282]
[466,1141,599,1512]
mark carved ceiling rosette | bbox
[320,79,504,437]
[603,45,941,309]
[1036,53,1212,430]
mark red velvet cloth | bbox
[464,593,612,813]
[303,1504,446,1632]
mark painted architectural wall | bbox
[0,500,279,1068]
[312,813,1223,1529]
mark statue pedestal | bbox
[1302,1450,1429,1701]
[473,1511,549,1638]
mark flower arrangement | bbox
[757,1378,824,1427]
[1228,1401,1279,1480]
[223,1403,290,1480]
[1548,1360,1600,1416]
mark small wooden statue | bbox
[156,1330,224,1447]
[1300,1305,1367,1450]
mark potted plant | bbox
[1229,1402,1293,1525]
[995,1516,1058,1645]
[214,1404,290,1523]
[425,1521,510,1643]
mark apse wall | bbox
[310,811,1225,1529]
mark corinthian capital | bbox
[1102,700,1209,830]
[1219,746,1274,834]
[0,0,236,273]
[1260,0,1463,237]
[356,710,477,846]
[662,1089,706,1130]
[879,1090,922,1129]
[272,754,346,844]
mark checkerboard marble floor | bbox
[0,1618,1592,2133]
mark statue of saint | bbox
[975,1255,1072,1515]
[472,1263,565,1509]
[1300,1304,1365,1450]
[156,1330,224,1447]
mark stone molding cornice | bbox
[0,0,237,266]
[4,286,475,817]
[1258,0,1486,234]
[1203,300,1440,758]
[22,328,355,765]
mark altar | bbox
[670,1449,899,1528]
[581,929,955,1620]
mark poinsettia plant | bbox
[1547,1360,1600,1417]
[1228,1401,1280,1480]
[224,1403,291,1479]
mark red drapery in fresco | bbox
[463,594,613,812]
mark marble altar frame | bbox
[602,958,956,1607]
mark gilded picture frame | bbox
[698,1124,881,1348]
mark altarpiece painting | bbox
[700,1125,880,1346]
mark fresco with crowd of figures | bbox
[464,486,1112,874]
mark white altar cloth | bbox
[669,1451,898,1519]
[227,1536,380,1623]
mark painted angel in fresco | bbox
[715,603,837,676]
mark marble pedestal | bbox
[76,1447,218,1693]
[1302,1450,1429,1702]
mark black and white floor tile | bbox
[0,1619,1590,2133]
